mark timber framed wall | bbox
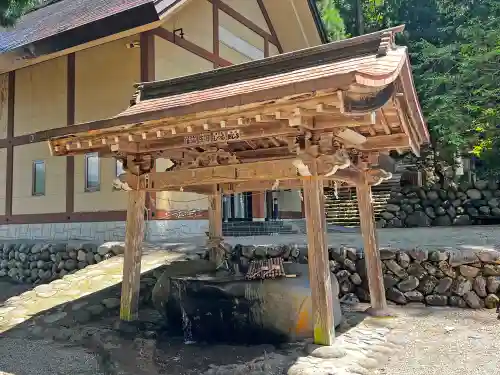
[0,0,302,241]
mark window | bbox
[32,160,45,196]
[219,26,264,60]
[85,152,100,191]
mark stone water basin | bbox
[152,260,342,344]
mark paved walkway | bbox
[223,226,500,249]
[381,305,500,375]
[0,248,184,334]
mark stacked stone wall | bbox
[378,179,500,228]
[229,244,500,309]
[0,241,124,285]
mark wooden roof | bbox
[48,25,429,193]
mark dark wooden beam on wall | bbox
[66,53,76,215]
[256,0,283,53]
[212,0,220,68]
[5,71,14,217]
[208,0,279,49]
[152,27,231,67]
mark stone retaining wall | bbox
[229,243,500,309]
[0,241,124,285]
[378,179,500,228]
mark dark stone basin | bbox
[152,260,342,344]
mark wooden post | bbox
[120,188,146,321]
[302,161,335,346]
[208,184,223,265]
[356,172,388,315]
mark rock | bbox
[380,249,397,260]
[474,180,488,190]
[254,246,268,258]
[336,270,351,281]
[355,287,370,302]
[77,261,87,269]
[386,288,407,305]
[464,291,482,309]
[64,259,77,271]
[486,276,500,294]
[404,290,424,302]
[418,276,439,295]
[488,198,500,208]
[384,260,407,278]
[385,204,401,213]
[429,251,449,262]
[383,274,399,289]
[487,181,498,190]
[434,277,453,294]
[73,310,92,324]
[425,294,448,306]
[329,260,340,273]
[339,293,360,306]
[452,277,472,296]
[467,207,479,217]
[427,191,439,200]
[466,189,482,200]
[31,244,44,254]
[87,304,105,316]
[448,295,467,307]
[94,254,102,263]
[473,276,487,297]
[484,294,500,309]
[349,273,362,286]
[425,207,436,219]
[483,264,500,276]
[343,258,357,273]
[406,211,432,227]
[459,265,480,279]
[476,249,500,263]
[102,298,121,309]
[451,199,462,207]
[422,262,438,276]
[77,250,87,262]
[338,279,354,294]
[449,248,480,266]
[86,252,95,265]
[381,212,395,220]
[434,206,446,216]
[401,204,414,213]
[479,206,491,215]
[453,214,472,226]
[68,250,78,260]
[408,249,428,262]
[397,252,411,268]
[397,276,419,292]
[407,263,427,280]
[433,215,452,226]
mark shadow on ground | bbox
[0,274,368,375]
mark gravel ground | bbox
[0,339,104,375]
[381,305,500,375]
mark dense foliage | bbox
[0,0,37,26]
[317,0,500,176]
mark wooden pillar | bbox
[120,189,146,321]
[356,173,388,314]
[208,185,223,265]
[302,162,335,346]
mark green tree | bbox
[0,0,40,27]
[319,0,500,175]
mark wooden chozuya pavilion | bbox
[48,25,428,346]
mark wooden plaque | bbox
[184,129,241,146]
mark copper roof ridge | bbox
[137,25,406,101]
